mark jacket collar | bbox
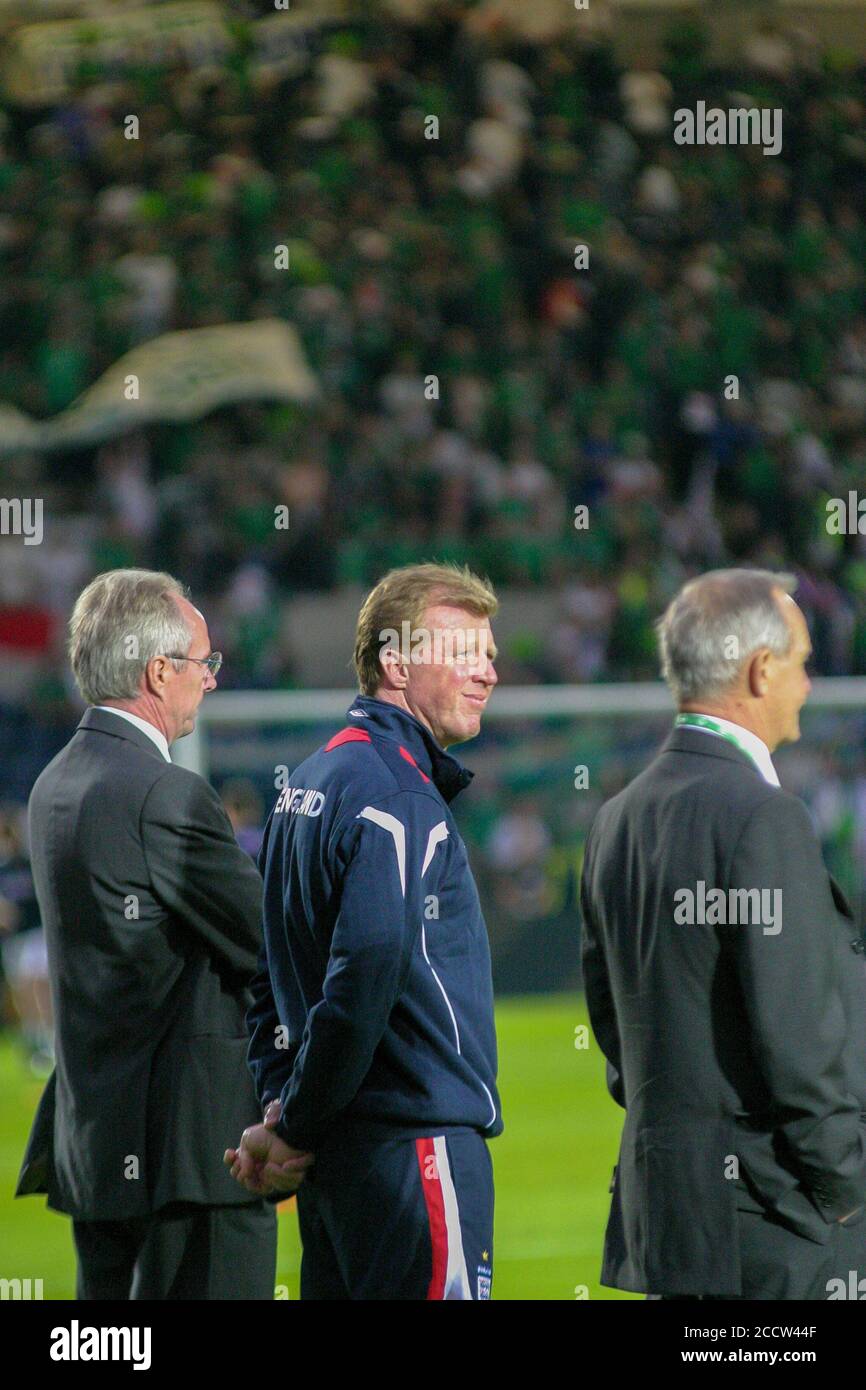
[78,705,170,763]
[661,724,766,779]
[346,695,474,804]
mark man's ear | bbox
[144,654,170,696]
[746,647,772,698]
[379,644,409,690]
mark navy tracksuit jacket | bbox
[246,695,502,1299]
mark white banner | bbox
[0,320,319,456]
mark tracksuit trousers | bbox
[296,1126,494,1300]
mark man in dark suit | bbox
[15,568,310,1298]
[581,568,866,1299]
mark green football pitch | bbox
[0,994,637,1300]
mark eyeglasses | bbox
[165,652,223,676]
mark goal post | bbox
[173,678,866,779]
[172,678,866,992]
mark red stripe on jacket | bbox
[324,727,372,751]
[399,745,431,782]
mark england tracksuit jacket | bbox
[245,695,502,1299]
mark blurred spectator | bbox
[221,778,266,861]
[0,803,52,1075]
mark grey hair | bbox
[657,569,797,705]
[69,569,193,704]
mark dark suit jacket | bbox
[580,725,866,1297]
[15,707,266,1220]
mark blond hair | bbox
[353,562,498,696]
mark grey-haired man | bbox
[16,569,303,1298]
[581,568,866,1300]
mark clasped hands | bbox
[224,1100,314,1196]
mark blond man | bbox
[228,563,502,1300]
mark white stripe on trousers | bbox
[434,1135,473,1300]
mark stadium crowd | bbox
[4,5,866,1059]
[2,8,866,708]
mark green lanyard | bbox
[674,713,761,773]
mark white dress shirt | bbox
[679,712,779,787]
[93,706,171,762]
